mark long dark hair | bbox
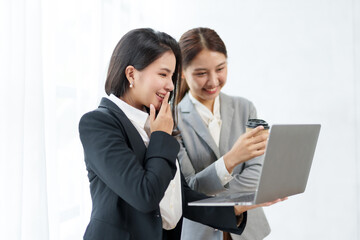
[105,28,182,133]
[176,27,227,104]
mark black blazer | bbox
[79,97,247,240]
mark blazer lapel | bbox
[98,97,147,164]
[179,94,220,158]
[219,93,234,156]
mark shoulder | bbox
[177,93,192,113]
[79,106,125,137]
[80,107,117,125]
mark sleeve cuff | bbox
[215,157,233,186]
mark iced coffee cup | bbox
[246,119,270,137]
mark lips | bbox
[156,92,169,104]
[156,92,166,99]
[203,86,218,94]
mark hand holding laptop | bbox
[234,197,288,215]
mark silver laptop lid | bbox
[254,124,321,204]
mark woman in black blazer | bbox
[79,28,278,240]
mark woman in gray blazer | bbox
[175,27,271,240]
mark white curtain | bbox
[0,0,155,238]
[0,0,154,237]
[0,0,108,239]
[0,0,49,239]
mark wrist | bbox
[236,214,244,227]
[223,152,235,173]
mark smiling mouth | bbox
[203,87,218,93]
[156,93,165,99]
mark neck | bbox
[189,91,216,113]
[120,92,143,110]
[197,97,215,113]
[203,100,215,113]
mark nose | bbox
[165,78,174,92]
[207,72,219,87]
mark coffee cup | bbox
[246,119,270,136]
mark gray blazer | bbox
[177,93,270,240]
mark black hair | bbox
[105,28,181,103]
[105,28,181,134]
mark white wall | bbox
[220,2,359,239]
[22,0,358,239]
[113,0,359,239]
[223,2,360,239]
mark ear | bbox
[125,65,136,85]
[181,70,189,85]
[181,70,187,82]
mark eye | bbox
[216,67,224,72]
[159,73,167,77]
[195,72,207,77]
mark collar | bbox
[188,92,221,124]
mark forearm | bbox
[228,156,263,192]
[185,162,227,195]
[178,146,226,195]
[182,174,247,234]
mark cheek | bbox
[219,73,227,86]
[143,81,162,106]
[136,84,153,104]
[188,77,205,90]
[141,79,156,95]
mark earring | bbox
[130,82,134,88]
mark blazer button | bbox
[155,214,160,218]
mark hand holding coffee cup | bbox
[246,119,270,136]
[223,119,270,173]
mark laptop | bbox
[188,124,321,206]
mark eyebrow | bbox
[160,68,172,73]
[193,61,227,71]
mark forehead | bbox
[146,50,176,72]
[189,49,227,69]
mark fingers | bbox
[247,132,268,157]
[149,104,156,123]
[259,198,287,207]
[252,135,267,146]
[245,126,265,137]
[248,131,268,147]
[262,199,281,207]
[252,149,266,158]
[249,142,266,157]
[235,197,288,214]
[159,92,170,115]
[149,92,173,135]
[254,131,269,141]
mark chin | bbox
[204,92,220,100]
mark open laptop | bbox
[188,124,321,206]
